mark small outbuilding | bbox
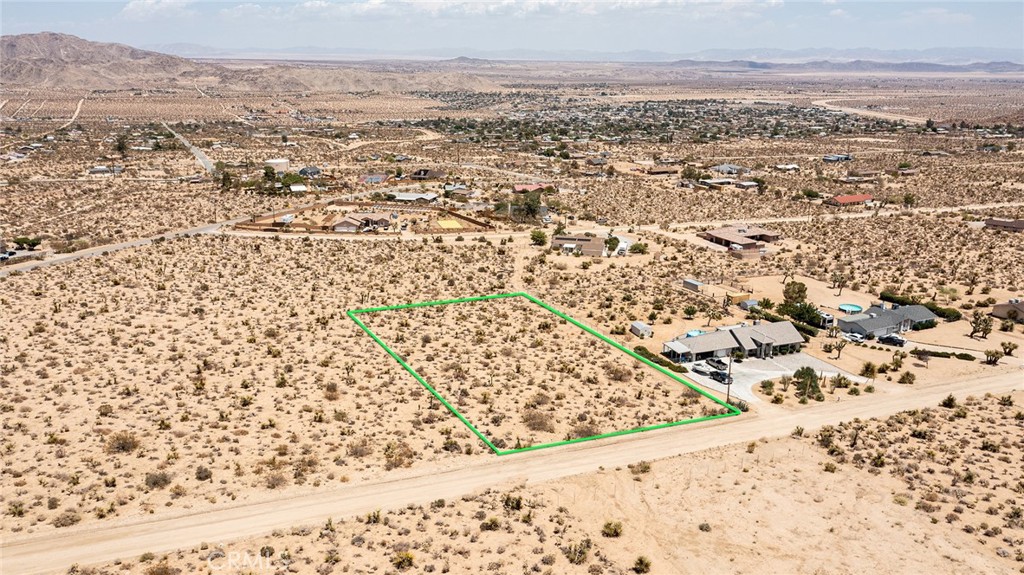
[630,321,654,339]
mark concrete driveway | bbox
[685,352,866,403]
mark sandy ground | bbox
[5,384,1020,575]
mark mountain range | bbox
[2,32,1021,92]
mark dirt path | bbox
[813,99,927,124]
[56,98,84,131]
[2,369,1019,575]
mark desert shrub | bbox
[602,362,633,382]
[523,410,555,433]
[347,437,373,458]
[195,466,212,481]
[629,461,651,475]
[384,440,414,470]
[940,394,958,408]
[106,431,140,454]
[145,472,172,490]
[51,509,81,528]
[391,551,415,570]
[144,564,180,575]
[480,517,501,531]
[698,522,712,532]
[265,472,288,489]
[633,346,687,373]
[633,556,652,574]
[563,538,592,565]
[601,521,623,537]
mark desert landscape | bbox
[1,21,1023,575]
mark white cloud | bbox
[119,0,196,21]
[829,8,848,18]
[905,7,974,26]
[216,0,781,22]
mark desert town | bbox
[1,29,1023,575]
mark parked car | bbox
[706,358,728,371]
[878,334,906,347]
[691,363,712,376]
[842,332,865,343]
[710,370,733,384]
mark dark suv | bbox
[710,370,733,384]
[878,334,906,347]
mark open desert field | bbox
[2,28,1023,575]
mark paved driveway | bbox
[685,352,866,403]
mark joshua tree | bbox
[968,310,993,339]
[1000,341,1018,357]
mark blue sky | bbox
[3,1,1022,56]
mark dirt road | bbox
[3,369,1019,574]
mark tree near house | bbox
[783,281,807,305]
[835,274,849,296]
[968,310,993,339]
[704,308,723,327]
[682,305,698,319]
[833,340,848,359]
[529,230,547,246]
[757,298,775,310]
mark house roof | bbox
[677,330,740,355]
[830,194,873,204]
[746,321,804,347]
[392,192,438,202]
[664,340,690,355]
[630,321,652,331]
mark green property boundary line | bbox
[347,292,741,456]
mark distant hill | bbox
[0,32,500,92]
[0,32,220,88]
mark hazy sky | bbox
[3,1,1023,55]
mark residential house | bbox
[662,321,804,363]
[774,164,801,172]
[837,304,938,337]
[551,235,607,257]
[700,224,780,251]
[992,299,1024,321]
[823,154,854,162]
[710,163,749,176]
[410,168,446,180]
[984,219,1024,233]
[298,166,322,178]
[392,192,438,203]
[360,173,389,184]
[826,194,873,207]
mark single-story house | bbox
[88,165,111,175]
[630,321,654,339]
[647,166,678,176]
[551,235,606,257]
[992,299,1024,320]
[774,164,801,172]
[333,212,391,232]
[586,157,607,166]
[697,178,735,189]
[984,218,1024,233]
[289,184,308,194]
[837,304,938,337]
[735,181,760,190]
[826,194,873,207]
[710,163,749,176]
[410,169,446,181]
[823,154,854,162]
[298,166,322,178]
[662,321,804,363]
[392,192,438,203]
[700,224,781,251]
[512,183,549,193]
